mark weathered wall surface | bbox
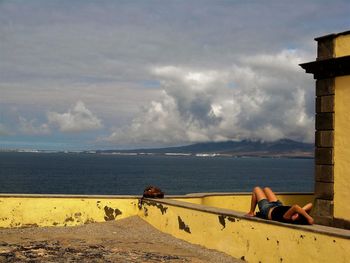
[0,194,349,262]
[0,193,312,228]
[174,193,313,212]
[0,195,139,228]
[139,198,350,263]
[334,76,350,222]
[333,33,350,224]
[301,30,350,229]
[335,34,350,57]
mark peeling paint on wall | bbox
[142,200,168,215]
[138,199,143,210]
[65,217,74,222]
[0,197,138,228]
[143,207,148,217]
[178,216,191,234]
[218,215,236,230]
[74,212,82,217]
[104,206,122,221]
[21,223,38,228]
[84,218,95,224]
[218,215,226,229]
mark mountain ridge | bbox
[98,139,314,158]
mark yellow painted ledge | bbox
[139,198,350,263]
[0,192,313,228]
[172,192,313,212]
[1,193,348,262]
[0,194,139,228]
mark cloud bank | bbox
[105,49,314,147]
[47,101,103,133]
[1,0,349,149]
[14,101,103,137]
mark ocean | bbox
[0,152,314,195]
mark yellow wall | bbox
[140,199,349,263]
[1,194,349,262]
[0,195,139,228]
[334,76,350,221]
[335,34,350,57]
[174,193,313,212]
[0,193,313,228]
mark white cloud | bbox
[2,1,348,149]
[105,49,314,147]
[19,117,50,135]
[241,49,306,72]
[48,101,103,133]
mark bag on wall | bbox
[142,185,164,198]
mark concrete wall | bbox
[334,76,350,222]
[174,193,313,213]
[0,193,313,228]
[335,34,350,57]
[140,198,350,263]
[334,35,350,224]
[300,30,350,229]
[0,195,139,228]
[0,194,349,262]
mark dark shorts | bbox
[258,199,283,219]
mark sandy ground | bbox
[0,216,242,262]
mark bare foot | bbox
[245,212,255,217]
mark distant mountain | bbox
[98,139,314,158]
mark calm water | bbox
[0,152,313,195]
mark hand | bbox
[291,213,299,221]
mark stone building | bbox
[301,30,350,229]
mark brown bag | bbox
[143,186,164,198]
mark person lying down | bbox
[245,186,314,225]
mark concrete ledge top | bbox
[315,30,350,41]
[0,193,140,199]
[0,192,313,199]
[180,192,313,198]
[142,197,350,240]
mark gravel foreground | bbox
[0,216,243,262]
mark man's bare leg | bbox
[263,187,278,202]
[246,186,267,216]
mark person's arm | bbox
[302,202,312,212]
[291,202,313,221]
[283,204,314,225]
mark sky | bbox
[0,0,349,150]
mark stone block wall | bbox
[313,78,335,226]
[301,31,350,229]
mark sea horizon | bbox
[0,152,314,196]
